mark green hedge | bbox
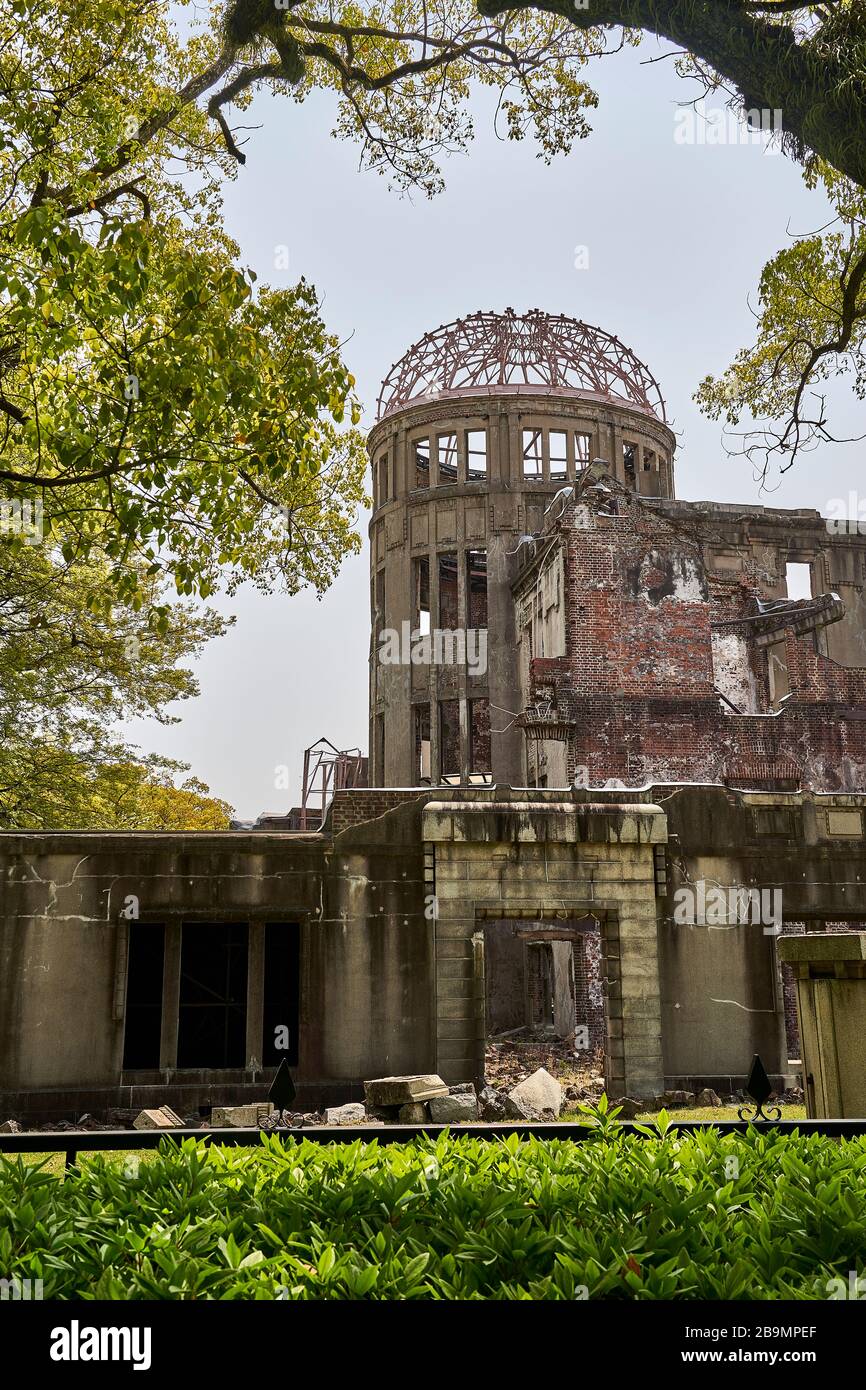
[2,1113,865,1299]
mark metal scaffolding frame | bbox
[376,308,667,422]
[299,737,366,830]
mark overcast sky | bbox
[122,27,865,820]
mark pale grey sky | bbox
[123,34,865,820]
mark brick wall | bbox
[328,788,428,833]
[524,490,866,792]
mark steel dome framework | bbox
[376,308,667,423]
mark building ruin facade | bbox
[3,309,866,1121]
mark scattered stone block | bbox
[505,1068,562,1120]
[398,1102,429,1123]
[0,1118,20,1134]
[133,1105,185,1131]
[479,1085,506,1121]
[612,1097,645,1121]
[324,1103,366,1126]
[695,1088,723,1108]
[448,1083,476,1097]
[210,1102,273,1128]
[661,1090,695,1108]
[364,1074,448,1107]
[428,1092,479,1123]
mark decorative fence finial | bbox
[738,1053,782,1123]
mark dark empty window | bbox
[414,439,430,488]
[470,698,492,775]
[123,923,165,1070]
[440,699,461,778]
[623,442,637,485]
[467,549,488,628]
[438,552,458,629]
[467,429,487,480]
[376,713,385,786]
[643,448,655,472]
[178,922,248,1069]
[263,922,300,1067]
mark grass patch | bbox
[2,1110,864,1299]
[561,1104,808,1123]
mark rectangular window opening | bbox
[177,922,248,1069]
[376,713,385,787]
[438,551,458,629]
[263,922,300,1068]
[785,562,812,601]
[522,428,543,479]
[467,429,487,480]
[469,697,492,777]
[415,556,430,636]
[642,448,655,472]
[549,431,568,480]
[437,433,458,484]
[414,704,431,783]
[414,438,430,489]
[123,922,165,1070]
[377,455,388,506]
[467,549,488,629]
[623,442,637,485]
[439,698,461,779]
[574,433,591,469]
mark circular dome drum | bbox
[376,308,667,422]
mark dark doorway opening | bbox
[263,922,301,1066]
[177,922,248,1068]
[122,922,165,1069]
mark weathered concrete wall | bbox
[3,786,865,1116]
[658,786,866,1086]
[0,802,434,1115]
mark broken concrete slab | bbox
[210,1102,273,1128]
[364,1074,448,1107]
[695,1088,723,1108]
[0,1118,20,1134]
[428,1092,479,1123]
[324,1103,366,1126]
[505,1068,562,1120]
[133,1105,185,1131]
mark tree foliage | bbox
[0,539,232,827]
[0,0,367,603]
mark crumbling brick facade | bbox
[517,483,866,793]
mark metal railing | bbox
[1,1053,857,1170]
[2,1117,866,1174]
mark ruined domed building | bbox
[3,309,866,1122]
